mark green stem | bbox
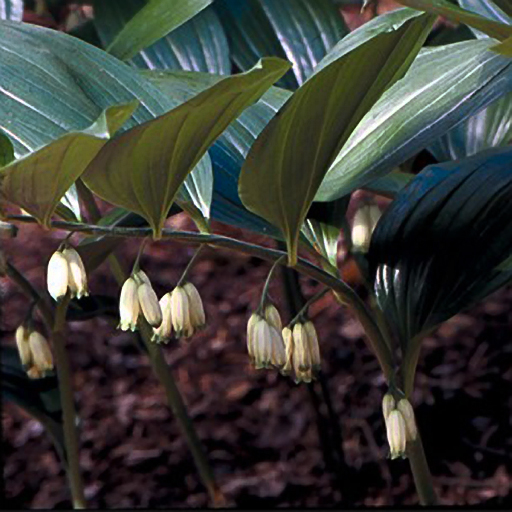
[53,294,87,509]
[8,215,395,381]
[140,322,225,506]
[74,187,224,506]
[407,435,438,505]
[176,245,205,287]
[258,255,286,311]
[289,287,330,326]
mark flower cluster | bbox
[246,302,322,383]
[282,321,321,383]
[47,247,88,301]
[382,393,417,459]
[15,325,53,379]
[153,282,206,342]
[118,270,162,331]
[246,303,286,369]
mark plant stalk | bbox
[52,294,87,509]
[407,435,438,505]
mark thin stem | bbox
[407,434,438,505]
[74,185,223,505]
[52,293,87,509]
[176,245,204,287]
[258,255,286,311]
[8,215,395,381]
[132,237,149,274]
[289,287,330,326]
[140,321,225,507]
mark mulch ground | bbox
[2,212,511,508]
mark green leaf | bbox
[491,33,512,54]
[0,20,214,226]
[94,0,230,74]
[459,0,512,39]
[106,0,212,61]
[369,146,512,348]
[316,40,512,201]
[83,58,290,238]
[0,103,137,227]
[302,197,350,270]
[214,0,349,89]
[0,130,14,167]
[239,8,435,265]
[398,0,512,40]
[428,91,512,161]
[0,0,22,21]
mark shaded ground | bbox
[2,214,512,508]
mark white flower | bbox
[170,286,193,338]
[137,282,162,328]
[386,409,407,459]
[397,398,418,442]
[351,204,381,253]
[15,324,32,368]
[47,250,69,301]
[63,247,89,299]
[28,331,53,374]
[118,277,140,331]
[183,282,206,330]
[152,293,173,343]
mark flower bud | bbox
[304,321,321,374]
[382,393,395,423]
[264,303,282,331]
[15,325,32,369]
[268,326,286,368]
[252,317,272,369]
[351,204,381,253]
[246,312,261,362]
[171,286,193,338]
[281,326,294,375]
[397,398,417,442]
[137,282,162,328]
[63,247,88,299]
[386,409,407,459]
[152,292,173,343]
[183,282,206,330]
[118,277,140,331]
[47,250,69,301]
[28,331,53,374]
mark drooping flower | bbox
[397,398,418,442]
[15,324,32,369]
[118,277,140,332]
[28,331,54,375]
[47,250,69,301]
[63,247,88,299]
[152,293,173,343]
[351,203,381,253]
[386,409,407,459]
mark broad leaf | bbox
[0,0,22,20]
[428,91,512,161]
[0,103,137,226]
[316,40,512,201]
[369,146,512,349]
[0,20,213,225]
[83,58,290,238]
[459,0,512,39]
[94,0,230,74]
[492,34,512,55]
[214,0,349,89]
[106,0,212,60]
[398,0,512,40]
[239,8,435,265]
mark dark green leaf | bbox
[94,0,230,74]
[316,40,512,201]
[214,0,348,89]
[106,0,212,60]
[459,0,512,39]
[83,58,290,238]
[239,8,435,265]
[369,146,512,348]
[0,130,14,167]
[398,0,512,40]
